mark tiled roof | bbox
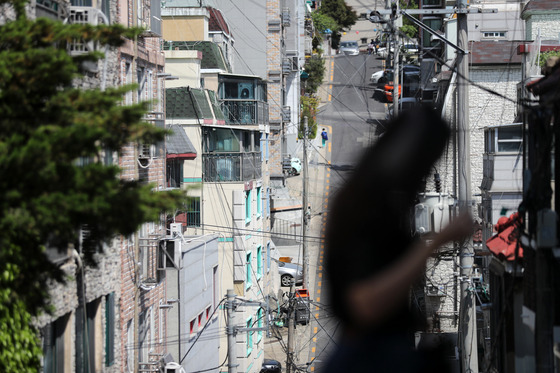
[166,87,224,123]
[166,125,197,159]
[470,41,523,65]
[208,7,231,37]
[163,41,231,72]
[522,0,560,16]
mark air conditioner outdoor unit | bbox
[238,83,254,99]
[138,143,153,159]
[67,7,108,56]
[169,223,182,237]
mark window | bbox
[198,312,203,327]
[246,252,252,289]
[190,319,196,334]
[137,67,146,103]
[243,131,251,152]
[483,31,506,39]
[206,306,211,320]
[166,159,183,188]
[126,320,134,372]
[267,241,271,273]
[76,298,101,373]
[185,197,201,227]
[245,190,252,224]
[486,124,522,154]
[147,70,154,111]
[204,128,240,152]
[105,293,115,366]
[257,246,263,280]
[497,126,522,152]
[254,132,261,153]
[124,62,132,105]
[256,186,262,218]
[257,308,264,343]
[43,314,70,373]
[246,317,253,356]
[422,18,443,48]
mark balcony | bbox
[203,152,262,182]
[220,100,269,126]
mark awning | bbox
[166,125,197,160]
[486,212,523,261]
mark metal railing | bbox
[219,100,269,125]
[203,152,262,182]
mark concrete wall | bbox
[164,50,203,89]
[162,8,208,42]
[525,13,560,41]
[467,2,525,42]
[166,236,220,371]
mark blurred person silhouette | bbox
[324,107,473,372]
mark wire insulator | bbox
[434,173,441,193]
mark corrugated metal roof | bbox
[470,41,523,65]
[166,124,197,159]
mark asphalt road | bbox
[307,51,389,373]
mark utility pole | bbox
[226,289,237,373]
[286,282,296,373]
[391,3,400,117]
[302,116,309,288]
[457,0,478,371]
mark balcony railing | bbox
[203,152,262,182]
[220,100,269,126]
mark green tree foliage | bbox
[399,0,419,40]
[311,11,338,42]
[539,50,560,68]
[300,96,319,140]
[0,0,186,370]
[303,55,325,95]
[317,0,358,49]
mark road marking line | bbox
[317,296,320,302]
[315,313,319,319]
[311,367,315,372]
[319,273,322,278]
[318,281,322,286]
[317,289,321,294]
[312,347,316,353]
[313,337,317,342]
[314,327,318,334]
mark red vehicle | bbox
[384,83,401,102]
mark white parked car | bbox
[370,69,385,83]
[338,41,360,56]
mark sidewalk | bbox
[264,112,332,373]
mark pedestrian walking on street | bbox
[324,107,473,373]
[321,128,328,148]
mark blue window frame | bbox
[245,190,252,224]
[266,241,271,273]
[256,187,262,218]
[257,308,263,343]
[256,246,263,280]
[246,316,253,356]
[246,252,252,289]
